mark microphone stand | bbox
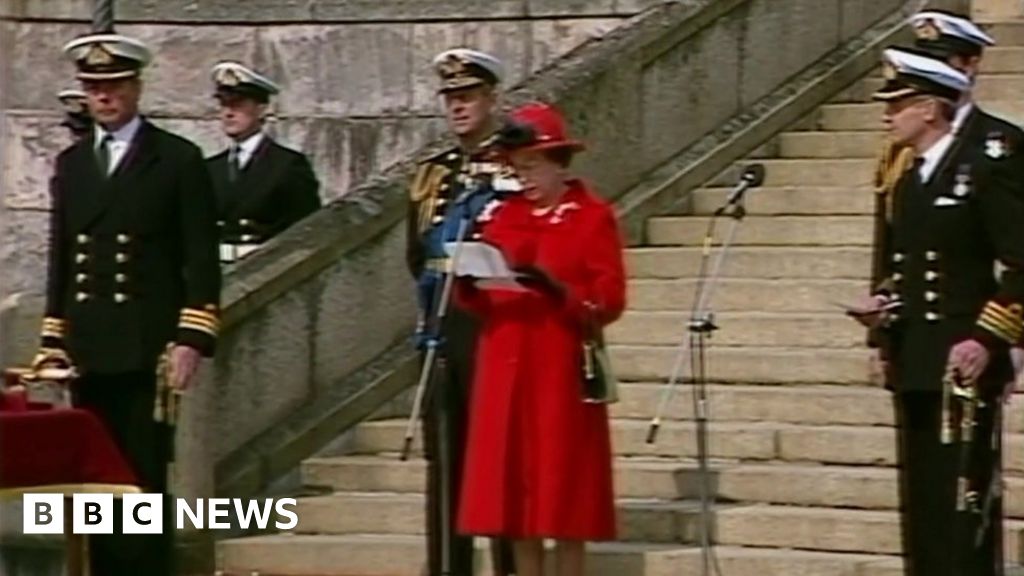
[400,179,481,576]
[645,173,757,576]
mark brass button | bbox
[892,253,904,263]
[75,273,88,284]
[76,234,90,244]
[75,253,88,264]
[892,273,903,282]
[75,292,89,302]
[436,198,447,206]
[116,234,130,244]
[115,273,127,283]
[926,312,941,322]
[925,291,938,302]
[925,271,939,282]
[239,219,252,227]
[217,220,225,227]
[114,293,128,303]
[440,183,449,191]
[116,253,128,263]
[240,234,255,243]
[926,251,938,261]
[446,152,458,161]
[432,215,443,225]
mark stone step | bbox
[689,186,874,216]
[626,246,871,280]
[627,278,869,312]
[613,382,1024,433]
[982,47,1024,73]
[835,74,1024,104]
[611,384,892,426]
[293,492,712,544]
[777,131,883,158]
[303,455,721,500]
[344,419,1024,467]
[607,312,864,348]
[818,100,1024,131]
[716,505,1024,562]
[645,215,872,247]
[216,533,687,576]
[708,159,875,187]
[653,547,902,576]
[984,21,1024,46]
[609,345,871,384]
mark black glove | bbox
[514,265,566,300]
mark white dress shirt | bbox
[230,131,264,169]
[95,116,142,175]
[918,133,955,184]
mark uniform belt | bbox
[220,243,262,264]
[424,258,452,273]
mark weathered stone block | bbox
[640,16,741,171]
[527,0,616,17]
[0,291,45,369]
[150,117,226,157]
[260,24,414,116]
[5,22,86,113]
[2,113,70,211]
[212,290,314,460]
[0,209,50,302]
[740,0,841,107]
[530,18,619,74]
[311,226,417,394]
[840,0,901,42]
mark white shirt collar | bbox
[231,131,265,168]
[952,101,974,135]
[918,132,956,184]
[95,115,142,147]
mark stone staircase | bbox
[216,20,1024,576]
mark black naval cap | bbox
[62,34,152,81]
[872,47,971,103]
[211,61,281,104]
[910,10,995,59]
[57,89,92,134]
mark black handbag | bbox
[581,301,619,404]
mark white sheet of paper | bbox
[444,241,528,291]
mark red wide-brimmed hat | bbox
[499,102,585,153]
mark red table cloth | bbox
[0,392,139,496]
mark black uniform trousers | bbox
[422,307,514,576]
[72,371,174,576]
[895,391,1003,576]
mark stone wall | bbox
[0,0,654,318]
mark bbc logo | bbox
[23,494,298,534]
[24,494,164,534]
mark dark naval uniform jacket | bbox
[869,103,1024,356]
[875,127,1024,393]
[206,135,320,261]
[41,119,221,373]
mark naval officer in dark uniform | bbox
[57,88,93,141]
[853,47,1024,576]
[206,61,321,264]
[868,11,1024,380]
[406,48,519,576]
[35,33,221,576]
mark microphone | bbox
[722,163,765,208]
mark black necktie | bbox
[228,144,241,183]
[96,134,113,176]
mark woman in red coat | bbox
[455,102,626,576]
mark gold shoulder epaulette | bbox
[874,139,914,196]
